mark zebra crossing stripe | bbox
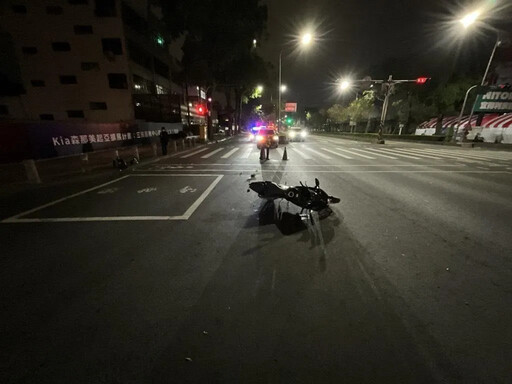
[201,148,224,158]
[289,147,312,159]
[221,147,240,158]
[276,148,285,158]
[240,147,253,159]
[335,147,375,159]
[321,148,353,159]
[420,148,509,162]
[363,148,421,159]
[351,147,397,159]
[407,148,480,162]
[387,148,443,159]
[302,147,332,159]
[180,147,209,158]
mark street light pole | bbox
[453,84,478,142]
[278,50,282,132]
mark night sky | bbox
[259,0,512,108]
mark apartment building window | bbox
[0,105,8,115]
[74,25,93,35]
[81,62,99,71]
[40,114,54,120]
[94,0,116,17]
[90,102,107,110]
[107,73,127,89]
[67,110,84,118]
[46,6,63,15]
[22,47,37,54]
[12,5,27,14]
[60,75,77,84]
[52,42,71,52]
[31,80,45,87]
[69,0,88,4]
[127,40,151,69]
[102,38,123,55]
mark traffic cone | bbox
[260,147,266,160]
[282,147,288,161]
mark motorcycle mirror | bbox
[315,178,320,188]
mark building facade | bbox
[0,0,180,124]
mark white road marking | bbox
[350,147,397,159]
[321,148,353,159]
[240,147,253,159]
[137,187,157,193]
[289,147,312,159]
[180,147,209,158]
[1,175,130,223]
[275,148,284,158]
[181,175,223,219]
[335,147,376,159]
[201,148,224,158]
[365,148,421,159]
[387,148,442,159]
[134,169,510,174]
[221,147,240,158]
[2,174,223,223]
[302,146,332,159]
[418,147,509,161]
[179,186,197,193]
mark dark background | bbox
[258,0,512,107]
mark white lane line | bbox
[352,147,397,159]
[289,147,312,159]
[180,147,209,158]
[335,147,375,159]
[388,148,443,160]
[133,169,510,174]
[363,148,421,159]
[302,146,332,159]
[181,175,223,219]
[221,147,240,159]
[1,175,130,223]
[321,148,353,159]
[201,148,224,158]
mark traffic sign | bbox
[284,103,297,112]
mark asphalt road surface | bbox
[2,134,512,383]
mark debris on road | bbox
[185,357,193,362]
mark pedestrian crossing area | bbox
[171,141,512,165]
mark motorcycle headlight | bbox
[273,135,279,141]
[256,135,264,141]
[289,132,296,138]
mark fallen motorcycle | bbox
[249,178,340,215]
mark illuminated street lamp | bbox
[280,84,287,92]
[339,80,351,91]
[459,10,481,29]
[278,32,315,130]
[457,8,502,138]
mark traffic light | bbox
[416,77,430,84]
[286,117,293,124]
[196,104,207,115]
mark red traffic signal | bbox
[416,77,430,84]
[196,104,207,115]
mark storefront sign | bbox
[475,90,512,113]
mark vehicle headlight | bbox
[300,131,307,137]
[289,131,296,138]
[256,135,264,141]
[273,135,279,141]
